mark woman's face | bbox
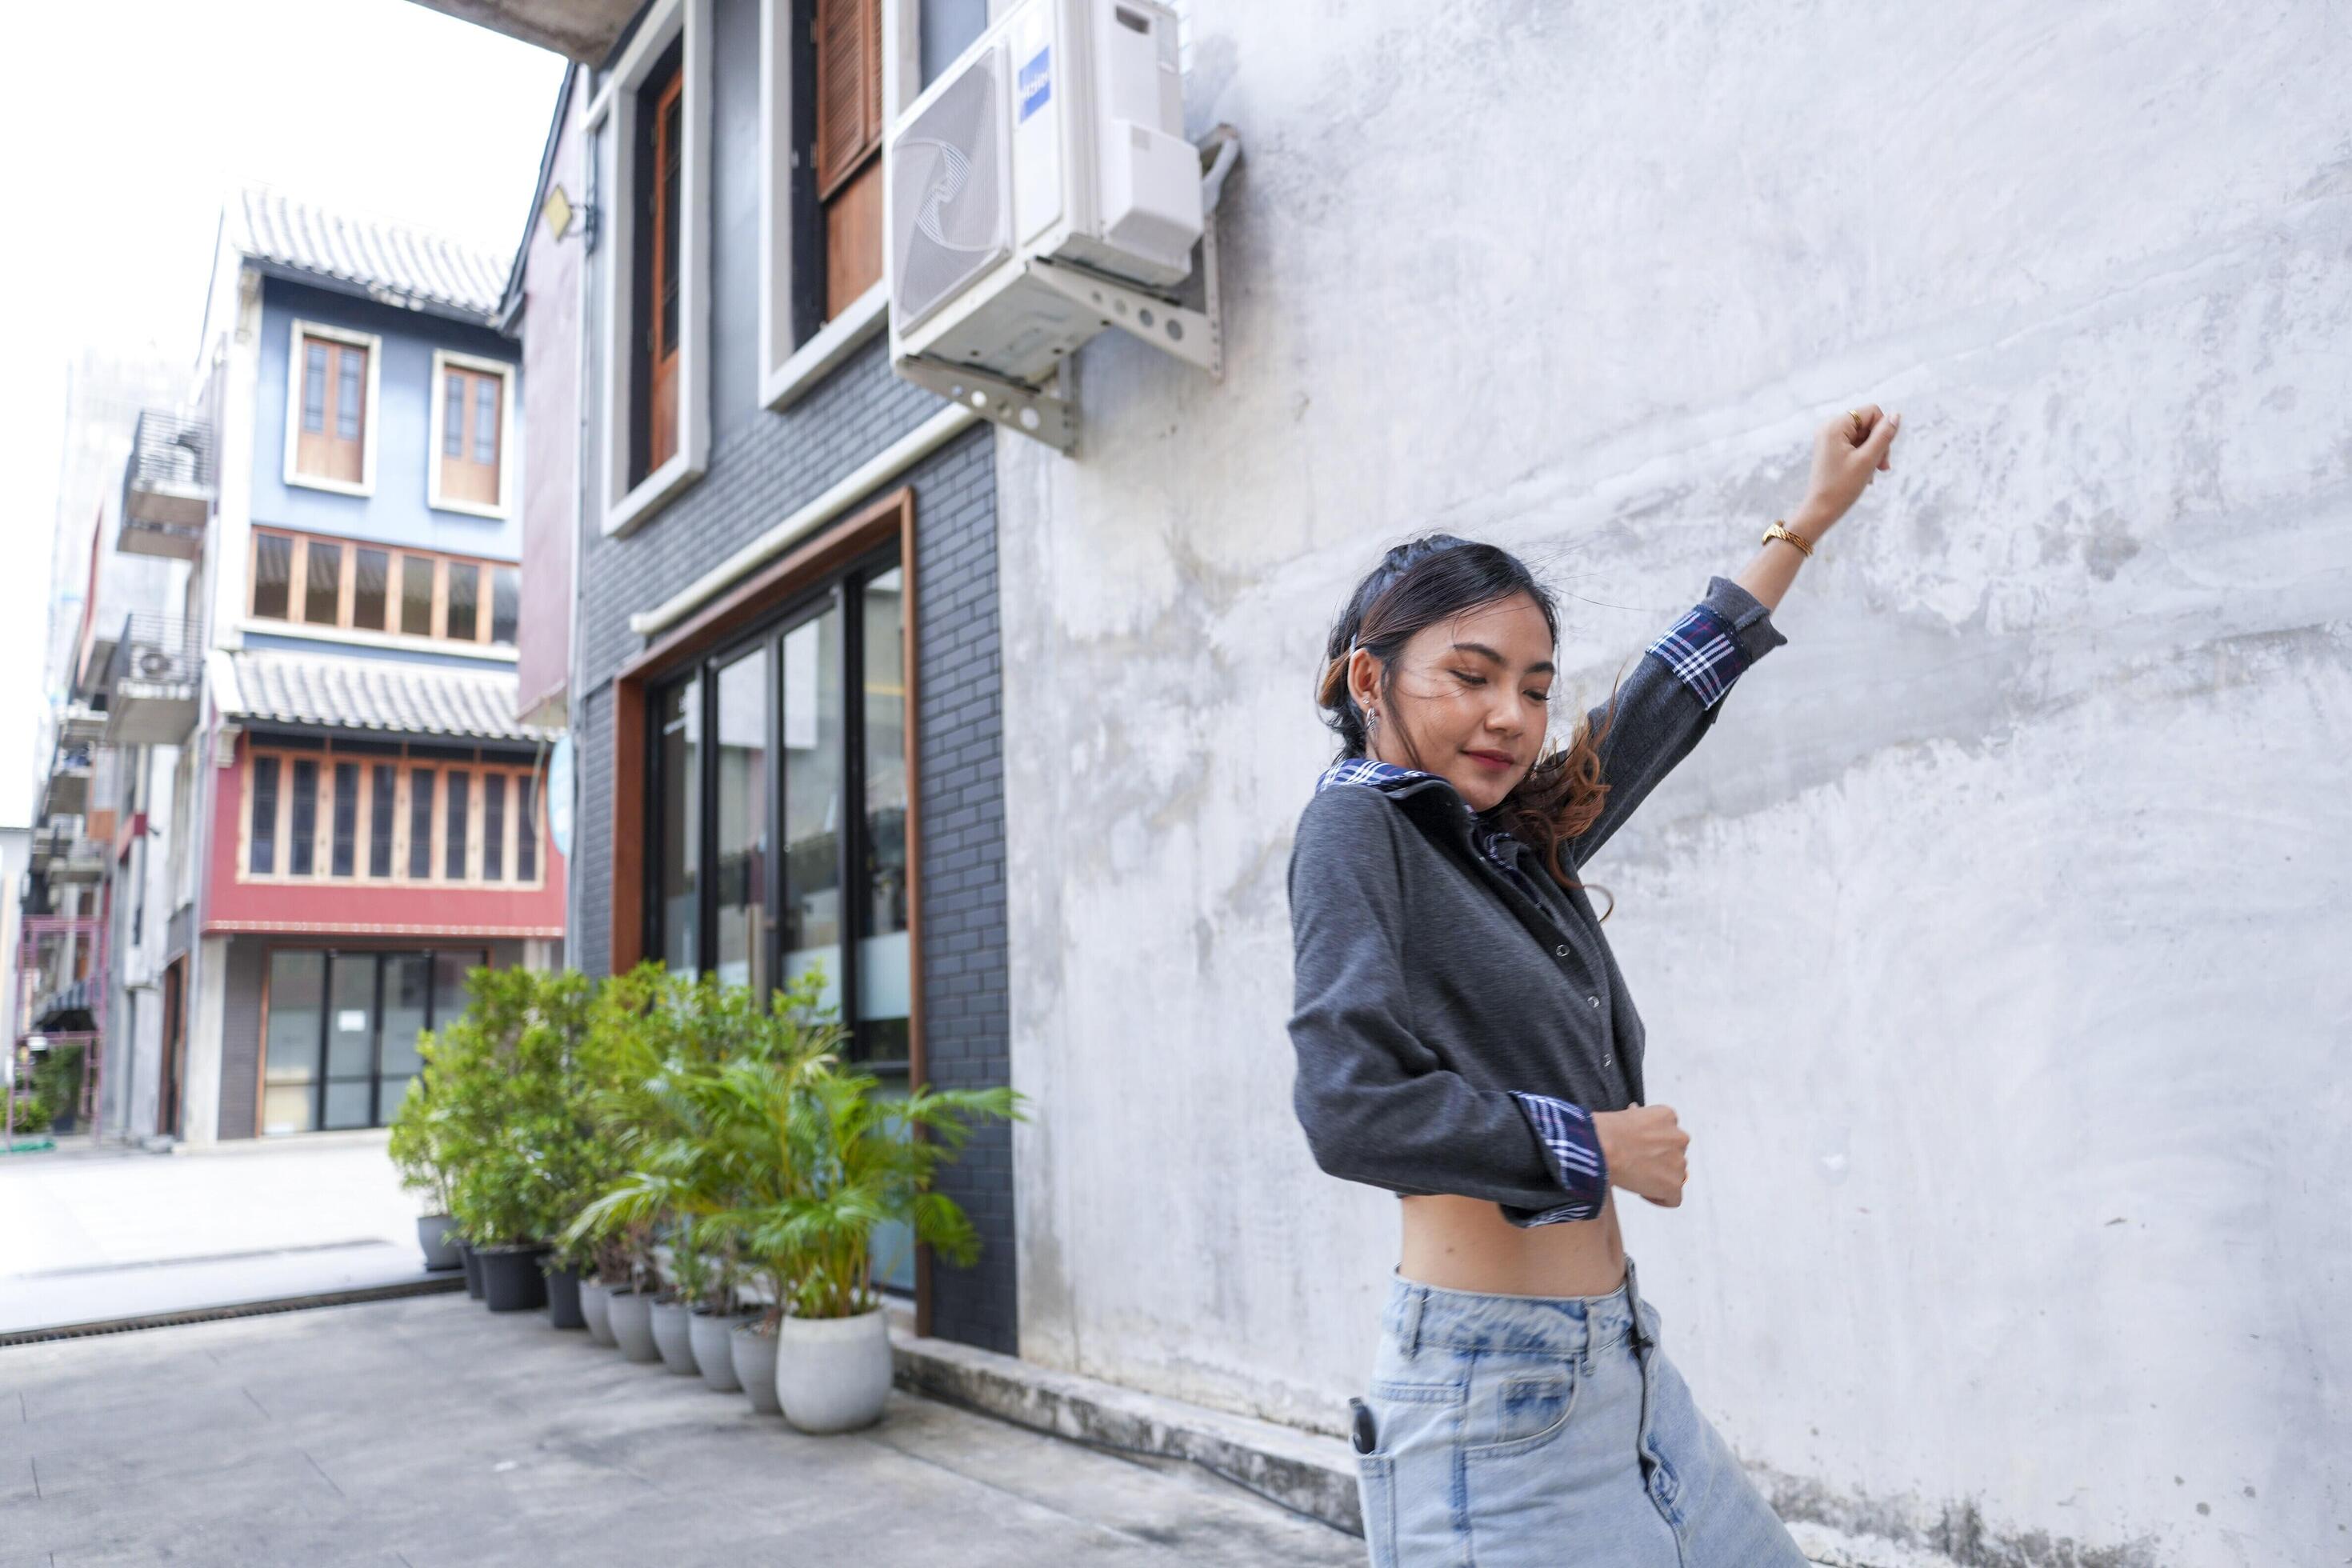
[1351,590,1555,814]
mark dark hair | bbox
[1314,534,1624,914]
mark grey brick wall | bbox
[568,342,1013,1350]
[909,430,1013,1354]
[563,0,1013,1352]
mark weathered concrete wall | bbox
[994,3,2352,1564]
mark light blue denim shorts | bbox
[1351,1254,1810,1567]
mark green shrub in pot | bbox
[430,966,589,1310]
[386,1078,461,1270]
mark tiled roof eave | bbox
[244,259,500,328]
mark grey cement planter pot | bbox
[775,1306,894,1434]
[543,1265,586,1330]
[607,1289,661,1362]
[416,1215,462,1272]
[730,1323,782,1415]
[458,1242,485,1300]
[650,1299,700,1375]
[580,1280,617,1347]
[690,1310,750,1393]
[478,1246,550,1313]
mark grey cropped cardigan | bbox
[1284,574,1787,1224]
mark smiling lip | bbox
[1465,750,1514,770]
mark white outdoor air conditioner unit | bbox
[885,0,1239,450]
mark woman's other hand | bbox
[1594,1103,1690,1208]
[1795,403,1903,538]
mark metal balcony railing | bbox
[105,615,202,745]
[118,408,214,558]
[107,615,202,690]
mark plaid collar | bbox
[1314,756,1534,879]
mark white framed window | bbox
[283,319,382,498]
[586,0,712,539]
[427,350,517,518]
[757,0,935,411]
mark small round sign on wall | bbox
[546,734,574,860]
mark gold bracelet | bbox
[1762,520,1814,558]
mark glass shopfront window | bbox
[714,647,770,990]
[259,947,487,1135]
[646,544,915,1291]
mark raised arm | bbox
[1561,574,1787,870]
[1286,786,1609,1226]
[1562,400,1906,869]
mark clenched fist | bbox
[1794,403,1902,538]
[1594,1103,1690,1209]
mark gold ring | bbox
[1847,408,1866,436]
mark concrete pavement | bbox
[0,1294,1366,1566]
[0,1132,442,1335]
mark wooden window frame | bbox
[756,0,907,410]
[236,742,548,892]
[282,318,382,497]
[644,63,686,476]
[588,0,711,540]
[814,0,886,322]
[247,527,515,650]
[426,349,518,519]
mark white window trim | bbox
[588,0,712,540]
[762,282,889,410]
[755,0,918,413]
[426,349,518,519]
[282,318,382,498]
[234,618,520,664]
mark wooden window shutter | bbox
[644,64,686,474]
[295,336,366,483]
[814,0,882,200]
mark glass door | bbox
[854,564,914,1294]
[646,546,917,1294]
[259,948,486,1134]
[378,954,431,1122]
[713,646,770,990]
[262,950,326,1135]
[778,597,846,1018]
[322,957,378,1129]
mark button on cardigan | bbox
[1286,575,1787,1226]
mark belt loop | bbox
[1622,1254,1652,1352]
[1402,1285,1426,1358]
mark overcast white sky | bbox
[0,0,567,826]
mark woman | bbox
[1287,405,1903,1566]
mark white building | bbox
[989,5,2346,1566]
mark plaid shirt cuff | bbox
[1505,1092,1610,1225]
[1644,602,1754,710]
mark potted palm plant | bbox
[752,1044,1023,1434]
[566,963,698,1363]
[386,1078,461,1271]
[568,966,798,1385]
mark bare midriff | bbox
[1398,1188,1628,1298]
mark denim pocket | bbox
[1462,1354,1581,1461]
[1354,1451,1398,1567]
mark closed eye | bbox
[1457,669,1550,704]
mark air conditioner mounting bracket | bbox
[894,356,1078,453]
